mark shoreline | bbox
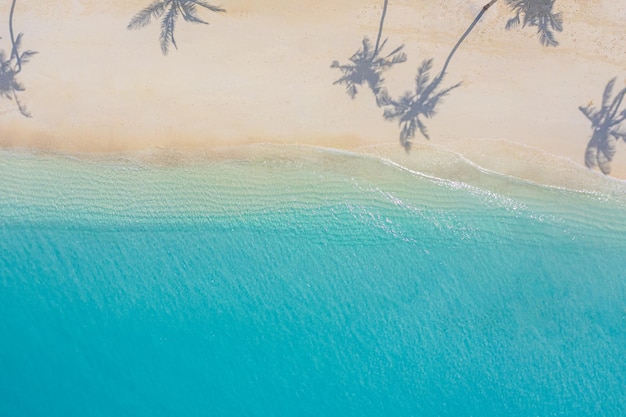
[2,139,625,200]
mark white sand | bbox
[1,0,625,179]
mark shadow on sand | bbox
[504,0,563,47]
[330,0,407,105]
[1,0,36,118]
[332,1,564,151]
[580,79,626,175]
[128,0,226,55]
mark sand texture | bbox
[1,0,625,178]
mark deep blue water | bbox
[1,147,625,416]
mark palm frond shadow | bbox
[579,78,626,175]
[128,0,225,55]
[332,0,564,150]
[381,60,461,151]
[1,0,37,118]
[330,37,407,104]
[380,0,563,150]
[1,0,37,117]
[331,0,407,105]
[504,0,563,47]
[0,37,36,117]
[379,0,489,150]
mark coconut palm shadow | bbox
[331,38,407,104]
[579,79,626,175]
[381,60,460,150]
[382,0,564,149]
[1,0,37,117]
[128,0,225,55]
[505,0,563,47]
[331,0,407,105]
[379,0,495,150]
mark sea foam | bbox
[1,144,625,416]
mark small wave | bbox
[3,140,625,195]
[354,140,626,202]
[182,140,626,202]
[0,141,626,219]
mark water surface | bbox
[1,146,625,416]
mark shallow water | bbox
[1,146,625,416]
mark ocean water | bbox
[1,145,625,416]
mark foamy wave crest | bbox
[0,144,625,242]
[356,140,626,201]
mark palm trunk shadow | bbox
[379,0,499,150]
[382,0,565,150]
[440,0,497,78]
[331,0,407,103]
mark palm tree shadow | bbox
[504,0,563,47]
[379,1,503,150]
[579,78,626,175]
[379,0,489,150]
[128,0,225,55]
[331,37,407,105]
[381,0,564,150]
[381,60,461,151]
[0,35,36,117]
[1,0,37,118]
[331,0,407,105]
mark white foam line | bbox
[354,143,626,201]
[2,143,625,203]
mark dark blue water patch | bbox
[2,199,625,417]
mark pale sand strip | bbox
[1,0,625,178]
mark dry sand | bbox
[1,0,625,179]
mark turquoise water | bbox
[1,146,625,416]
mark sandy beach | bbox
[4,4,626,413]
[1,0,625,179]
